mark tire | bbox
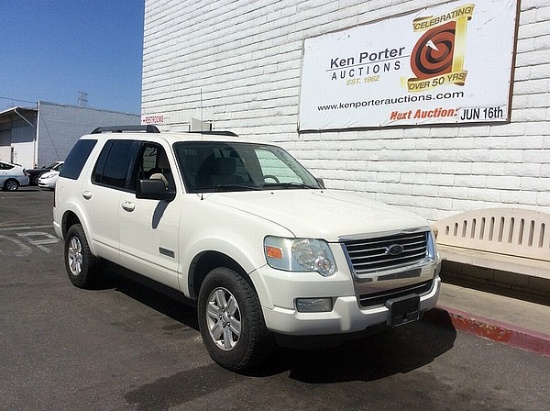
[64,224,101,288]
[4,179,19,191]
[198,267,274,371]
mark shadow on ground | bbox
[98,270,456,407]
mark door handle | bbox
[82,190,92,200]
[122,201,135,212]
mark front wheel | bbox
[64,224,101,288]
[198,267,274,371]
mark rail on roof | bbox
[188,130,238,137]
[91,125,161,134]
[90,126,238,137]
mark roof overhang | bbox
[0,106,38,125]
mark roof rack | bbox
[91,125,160,134]
[189,130,238,137]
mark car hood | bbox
[203,189,429,241]
[40,171,59,179]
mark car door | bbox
[118,142,181,290]
[83,139,138,264]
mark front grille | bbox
[342,231,429,275]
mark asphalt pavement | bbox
[1,187,549,410]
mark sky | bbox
[1,0,144,114]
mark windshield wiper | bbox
[262,182,318,189]
[213,184,262,191]
[194,183,318,192]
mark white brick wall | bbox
[143,0,550,221]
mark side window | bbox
[92,140,138,189]
[60,139,97,180]
[131,142,174,191]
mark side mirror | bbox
[316,178,326,189]
[136,179,176,202]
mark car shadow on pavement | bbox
[1,187,42,193]
[96,269,456,383]
[93,268,200,331]
[267,316,456,383]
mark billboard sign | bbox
[298,0,519,131]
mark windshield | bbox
[174,141,322,193]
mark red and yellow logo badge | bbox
[406,4,475,92]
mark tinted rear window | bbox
[60,139,97,180]
[92,140,137,189]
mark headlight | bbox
[264,236,337,277]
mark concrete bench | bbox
[432,208,550,303]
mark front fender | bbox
[176,198,295,298]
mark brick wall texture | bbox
[142,0,550,222]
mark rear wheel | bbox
[198,267,274,371]
[4,179,19,191]
[64,224,101,288]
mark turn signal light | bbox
[265,245,283,259]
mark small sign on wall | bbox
[298,0,519,131]
[142,114,165,125]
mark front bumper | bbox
[250,262,441,336]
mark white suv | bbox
[54,125,441,371]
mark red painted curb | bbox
[427,306,550,357]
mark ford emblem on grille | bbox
[386,244,404,256]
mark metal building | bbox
[0,101,139,169]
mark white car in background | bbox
[0,161,30,191]
[38,161,64,189]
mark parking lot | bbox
[1,188,549,411]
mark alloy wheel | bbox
[67,236,83,276]
[206,287,242,350]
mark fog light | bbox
[296,298,332,313]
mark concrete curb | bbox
[426,305,550,357]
